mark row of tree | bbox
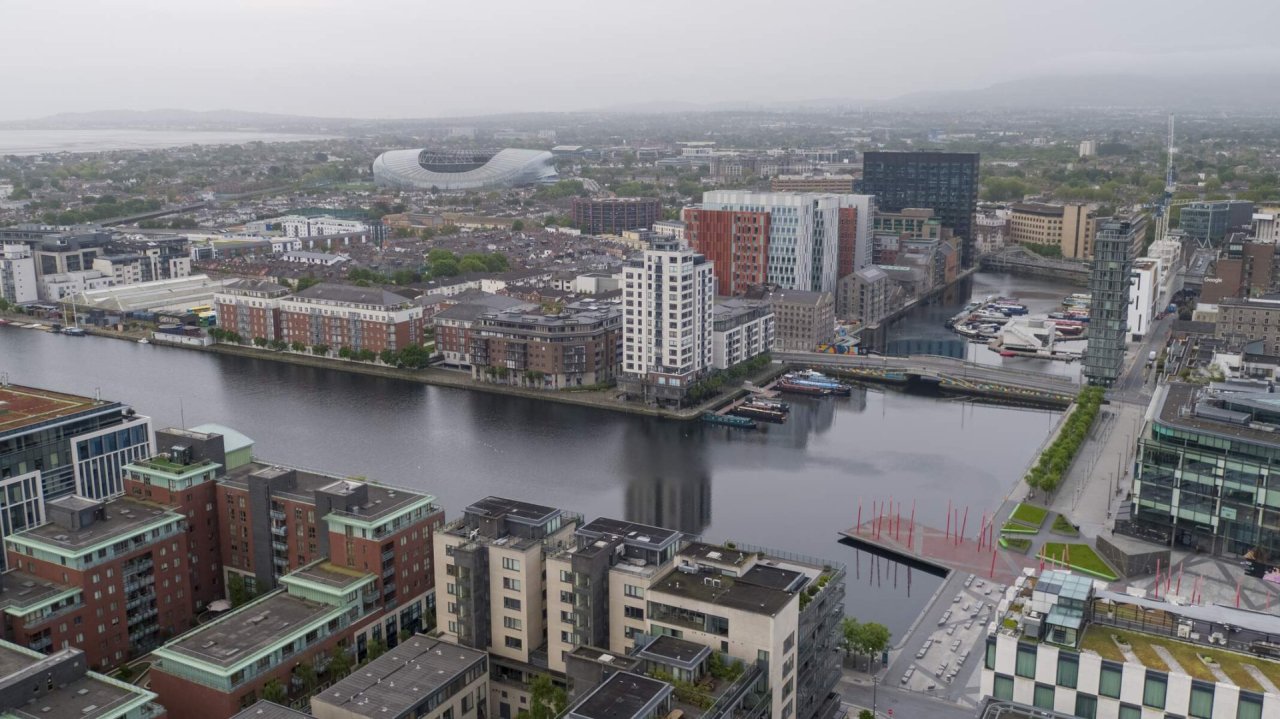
[686,353,774,403]
[1025,386,1106,493]
[426,249,509,278]
[207,329,435,369]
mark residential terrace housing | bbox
[0,640,164,719]
[984,568,1280,719]
[280,283,426,355]
[436,496,846,719]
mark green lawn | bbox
[1050,514,1080,537]
[1009,503,1049,529]
[1039,542,1119,580]
[1000,537,1032,554]
[1001,523,1040,535]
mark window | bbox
[625,584,644,599]
[1015,643,1037,678]
[1189,683,1214,719]
[1075,694,1097,719]
[1099,663,1123,698]
[985,639,996,670]
[1034,684,1055,710]
[1057,655,1078,688]
[505,636,522,650]
[504,597,522,611]
[502,557,521,571]
[1119,705,1141,719]
[1144,673,1167,709]
[993,674,1014,701]
[503,617,523,630]
[447,583,456,596]
[1238,693,1264,719]
[624,606,644,620]
[502,577,521,591]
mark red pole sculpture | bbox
[990,546,998,578]
[857,501,862,535]
[946,499,952,539]
[908,500,916,550]
[960,507,969,547]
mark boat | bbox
[701,413,757,429]
[138,338,150,344]
[785,372,854,396]
[999,350,1017,357]
[776,381,834,396]
[745,398,790,411]
[61,327,86,336]
[732,405,788,423]
[990,302,1029,315]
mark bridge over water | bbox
[774,351,1080,406]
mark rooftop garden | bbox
[1080,625,1280,693]
[1039,542,1119,581]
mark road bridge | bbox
[101,201,208,226]
[775,351,1080,406]
[978,245,1090,283]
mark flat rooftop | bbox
[221,462,433,523]
[651,566,794,616]
[0,647,152,719]
[466,496,560,524]
[15,497,181,552]
[578,517,680,549]
[287,561,374,590]
[569,672,672,719]
[162,591,339,668]
[0,569,74,613]
[230,702,314,719]
[311,637,486,717]
[635,635,710,670]
[1157,383,1280,447]
[681,542,751,567]
[740,564,806,592]
[0,384,113,435]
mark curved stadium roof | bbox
[372,148,557,191]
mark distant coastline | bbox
[0,129,334,156]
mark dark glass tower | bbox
[862,151,980,266]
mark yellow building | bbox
[1009,202,1096,259]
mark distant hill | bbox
[0,108,359,132]
[884,74,1280,111]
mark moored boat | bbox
[702,412,757,429]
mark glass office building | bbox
[861,151,979,266]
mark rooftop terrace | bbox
[0,384,110,435]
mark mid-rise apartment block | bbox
[770,175,856,194]
[683,208,770,296]
[620,238,715,405]
[711,299,775,370]
[215,279,292,342]
[309,636,488,719]
[861,151,979,266]
[763,289,836,351]
[275,215,370,239]
[1217,296,1280,355]
[1009,203,1097,260]
[280,283,426,355]
[0,243,38,304]
[984,568,1280,719]
[572,197,662,235]
[837,266,890,326]
[4,494,193,670]
[468,301,623,388]
[437,496,846,719]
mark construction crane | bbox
[1153,115,1178,241]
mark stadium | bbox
[372,148,557,191]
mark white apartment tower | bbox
[700,191,873,292]
[621,237,715,404]
[0,244,38,305]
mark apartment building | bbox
[215,279,292,342]
[276,215,369,239]
[432,293,537,368]
[468,301,623,388]
[3,495,193,670]
[150,561,385,719]
[280,283,426,355]
[711,299,775,370]
[0,640,163,719]
[984,568,1280,719]
[0,243,38,304]
[309,636,488,719]
[763,289,835,351]
[0,383,154,521]
[571,197,662,235]
[1009,203,1097,260]
[1084,219,1141,387]
[683,207,771,296]
[837,266,890,326]
[92,249,191,287]
[439,498,846,719]
[620,238,716,405]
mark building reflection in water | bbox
[623,420,712,535]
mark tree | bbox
[519,675,567,719]
[0,298,10,313]
[295,275,320,292]
[356,349,377,362]
[398,344,432,369]
[431,259,460,278]
[261,679,287,704]
[511,219,525,232]
[380,349,398,365]
[366,637,387,662]
[290,341,307,352]
[458,257,488,274]
[338,346,353,359]
[327,649,353,680]
[253,337,268,347]
[294,661,317,693]
[311,344,330,356]
[859,710,874,719]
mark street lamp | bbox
[872,674,878,718]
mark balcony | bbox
[270,524,288,536]
[270,510,286,520]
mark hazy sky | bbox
[4,0,1279,121]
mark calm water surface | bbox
[0,273,1064,635]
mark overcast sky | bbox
[4,0,1278,121]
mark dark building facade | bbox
[571,197,662,235]
[1179,200,1254,245]
[861,151,980,266]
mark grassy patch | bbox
[1050,514,1080,537]
[1010,503,1049,528]
[1000,523,1040,535]
[1088,627,1274,692]
[999,537,1032,554]
[1039,542,1119,580]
